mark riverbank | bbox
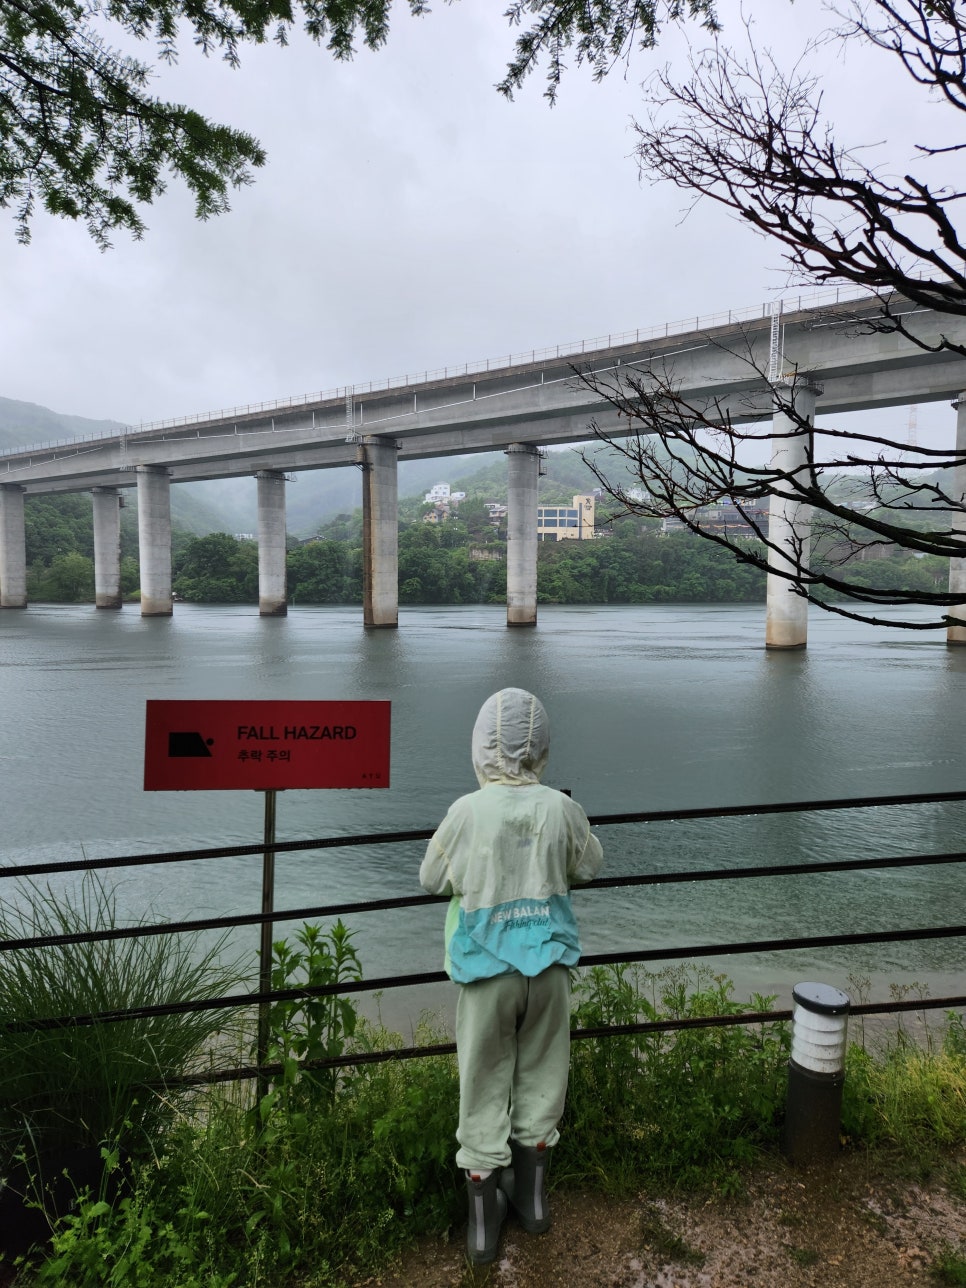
[374,1147,966,1287]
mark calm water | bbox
[2,602,965,1025]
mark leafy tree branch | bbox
[1,0,718,243]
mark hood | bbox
[471,688,550,787]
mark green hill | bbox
[0,396,123,450]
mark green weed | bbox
[560,964,789,1194]
[932,1245,966,1286]
[31,1153,238,1288]
[788,1246,820,1268]
[947,1164,966,1202]
[842,1019,966,1153]
[639,1205,705,1266]
[262,919,362,1112]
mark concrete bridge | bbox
[3,288,966,644]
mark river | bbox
[2,601,965,1028]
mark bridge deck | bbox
[3,290,965,495]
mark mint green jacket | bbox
[420,688,603,984]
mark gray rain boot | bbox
[500,1140,551,1234]
[465,1169,508,1265]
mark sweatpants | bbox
[454,964,571,1171]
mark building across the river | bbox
[537,494,596,542]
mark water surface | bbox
[2,602,964,1025]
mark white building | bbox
[424,483,466,506]
[422,482,468,524]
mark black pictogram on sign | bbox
[168,731,214,758]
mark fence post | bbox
[256,789,278,1099]
[783,982,850,1166]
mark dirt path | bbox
[365,1149,966,1287]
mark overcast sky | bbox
[0,0,956,449]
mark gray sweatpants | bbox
[454,965,571,1171]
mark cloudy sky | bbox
[0,0,955,448]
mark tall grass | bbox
[25,1011,462,1286]
[0,876,246,1161]
[842,999,966,1156]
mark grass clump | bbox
[638,1204,705,1266]
[842,1008,966,1155]
[933,1245,966,1286]
[0,875,245,1163]
[788,1245,821,1268]
[948,1164,966,1202]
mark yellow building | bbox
[537,494,596,542]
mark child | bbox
[420,687,603,1264]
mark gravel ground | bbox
[363,1148,966,1288]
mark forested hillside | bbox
[18,442,610,601]
[0,396,122,450]
[142,514,768,607]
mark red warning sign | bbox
[144,700,390,791]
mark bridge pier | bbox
[948,392,966,645]
[92,487,123,609]
[766,383,820,650]
[506,443,540,627]
[360,437,399,628]
[0,484,27,609]
[256,471,288,616]
[136,466,173,617]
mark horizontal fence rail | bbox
[153,992,966,1091]
[2,787,965,1086]
[5,786,966,881]
[3,849,966,954]
[5,927,966,1033]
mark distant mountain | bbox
[0,396,124,450]
[287,455,513,535]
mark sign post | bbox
[144,699,391,1096]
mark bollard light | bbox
[783,981,850,1167]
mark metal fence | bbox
[2,787,965,1088]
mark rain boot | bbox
[501,1140,551,1234]
[465,1169,507,1265]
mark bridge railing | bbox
[0,284,874,462]
[1,786,964,1087]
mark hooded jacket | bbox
[420,688,603,984]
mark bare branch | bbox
[591,3,966,631]
[572,329,966,630]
